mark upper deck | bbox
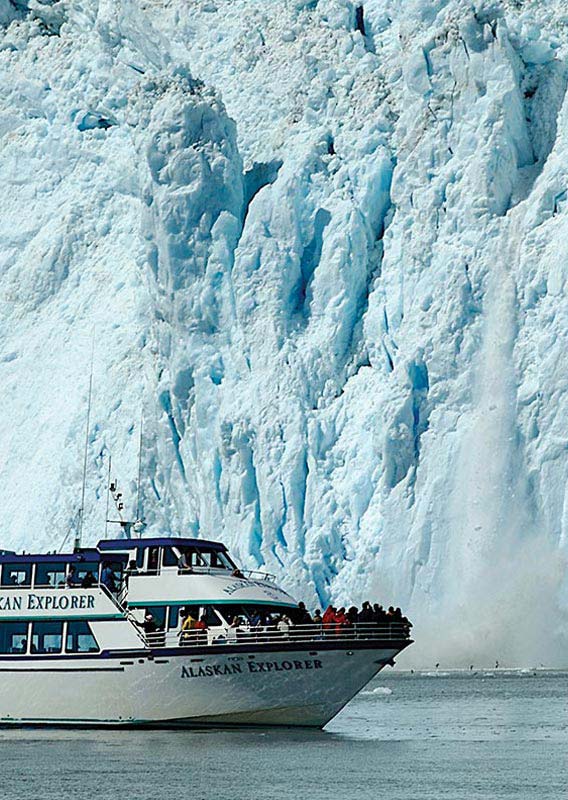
[0,535,298,616]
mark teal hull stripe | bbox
[0,717,131,725]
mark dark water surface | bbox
[1,670,567,799]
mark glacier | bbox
[1,0,568,666]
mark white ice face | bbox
[1,0,568,666]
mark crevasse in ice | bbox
[1,0,568,663]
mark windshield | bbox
[176,547,236,570]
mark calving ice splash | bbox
[0,537,412,728]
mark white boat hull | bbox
[0,643,406,728]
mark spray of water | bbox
[412,213,568,669]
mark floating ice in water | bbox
[362,686,393,696]
[420,672,452,678]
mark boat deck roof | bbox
[0,537,227,563]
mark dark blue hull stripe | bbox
[0,667,125,673]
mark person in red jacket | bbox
[334,607,349,634]
[322,605,336,633]
[194,614,208,644]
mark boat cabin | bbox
[0,536,299,656]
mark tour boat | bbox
[0,537,412,728]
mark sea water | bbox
[0,670,566,800]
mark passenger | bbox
[277,615,291,636]
[148,547,159,572]
[227,615,241,643]
[177,550,192,572]
[358,601,374,624]
[322,605,336,633]
[81,571,96,589]
[179,610,198,646]
[347,606,359,625]
[65,566,77,588]
[136,612,156,642]
[394,607,412,635]
[297,601,313,626]
[101,562,116,593]
[139,612,166,647]
[401,612,412,628]
[250,611,263,628]
[141,613,155,633]
[19,638,27,654]
[334,607,349,634]
[195,614,208,644]
[313,609,323,626]
[124,560,137,590]
[373,603,387,624]
[195,615,208,631]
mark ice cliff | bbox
[2,0,568,665]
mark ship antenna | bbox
[135,408,143,532]
[104,455,112,539]
[75,330,95,552]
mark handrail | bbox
[123,566,278,581]
[117,581,129,608]
[241,569,277,583]
[99,581,128,613]
[143,622,412,650]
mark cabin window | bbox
[136,548,145,570]
[211,551,234,570]
[168,607,180,629]
[196,550,212,567]
[31,621,63,654]
[1,562,32,587]
[162,547,179,568]
[0,622,29,654]
[189,548,208,568]
[66,621,99,653]
[35,562,66,588]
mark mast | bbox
[104,455,112,539]
[75,332,95,551]
[135,408,143,526]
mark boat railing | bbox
[99,581,130,613]
[142,622,412,650]
[173,566,277,582]
[241,569,277,583]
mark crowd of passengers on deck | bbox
[139,600,413,647]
